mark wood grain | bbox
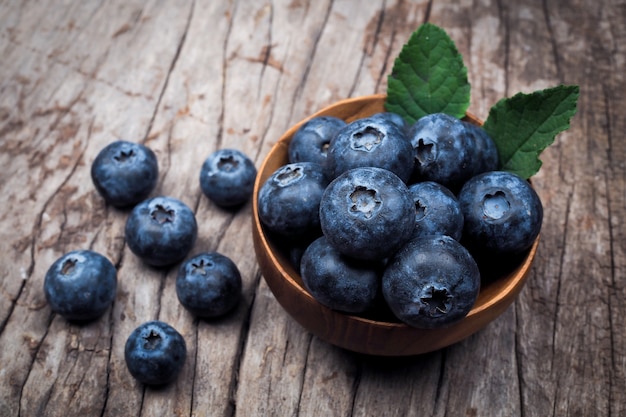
[0,0,624,416]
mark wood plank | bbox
[510,1,626,415]
[0,0,624,416]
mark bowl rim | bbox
[252,94,539,355]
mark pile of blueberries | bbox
[43,142,257,386]
[42,108,543,384]
[258,112,543,330]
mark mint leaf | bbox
[483,85,579,179]
[385,23,470,124]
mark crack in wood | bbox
[142,0,195,147]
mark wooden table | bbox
[1,1,624,416]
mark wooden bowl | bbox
[252,94,538,356]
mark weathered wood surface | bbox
[0,0,624,416]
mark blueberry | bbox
[319,167,414,260]
[288,116,346,172]
[300,236,381,313]
[288,244,308,272]
[43,250,117,322]
[176,252,242,318]
[124,320,186,386]
[125,196,198,266]
[91,140,158,207]
[199,148,256,207]
[408,113,490,190]
[458,171,543,256]
[257,162,329,241]
[370,111,408,133]
[382,235,480,329]
[408,181,464,241]
[462,121,499,173]
[327,117,414,182]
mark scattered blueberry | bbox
[408,181,464,240]
[326,116,414,182]
[288,116,346,173]
[43,250,117,322]
[257,162,329,241]
[199,148,257,207]
[382,235,480,329]
[458,171,543,256]
[319,167,414,260]
[91,140,158,207]
[300,236,381,313]
[176,252,242,318]
[124,320,187,386]
[125,196,198,267]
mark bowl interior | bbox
[252,94,538,356]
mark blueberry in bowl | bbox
[458,170,543,256]
[407,181,464,241]
[369,111,409,133]
[407,112,498,191]
[326,116,414,182]
[319,166,414,261]
[300,235,382,314]
[288,116,346,173]
[257,161,329,243]
[382,235,481,329]
[252,94,539,356]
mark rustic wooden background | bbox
[1,0,624,416]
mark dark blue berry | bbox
[370,111,409,133]
[199,148,257,207]
[319,167,414,260]
[462,121,499,173]
[458,171,543,256]
[300,236,381,313]
[124,320,186,386]
[408,113,472,188]
[176,252,242,318]
[327,117,414,182]
[289,244,308,272]
[125,196,198,267]
[288,116,346,173]
[409,113,497,191]
[408,181,464,240]
[257,162,329,241]
[91,140,158,207]
[382,235,480,329]
[43,250,117,322]
[300,236,382,313]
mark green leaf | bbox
[483,85,580,179]
[385,23,470,124]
